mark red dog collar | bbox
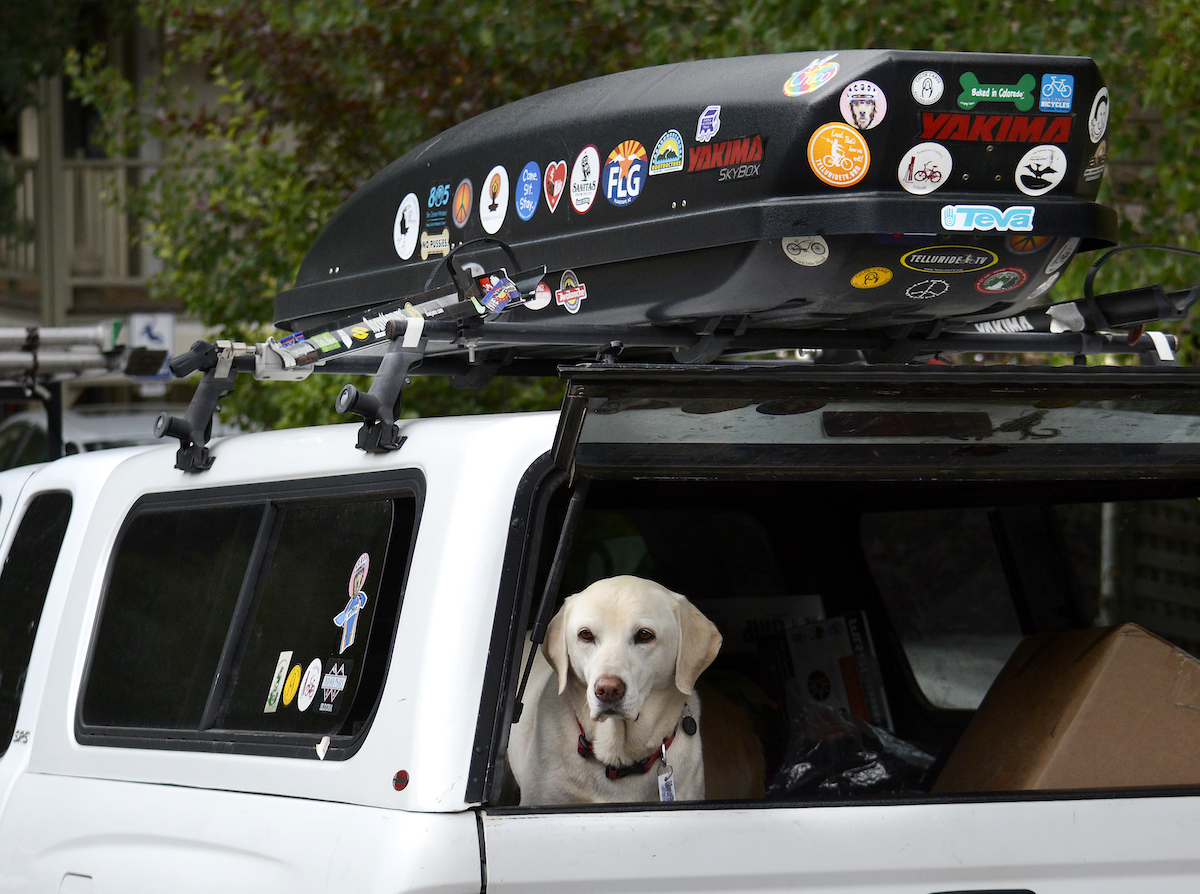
[575,714,677,780]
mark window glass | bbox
[0,424,29,469]
[82,504,263,729]
[13,426,47,466]
[0,493,72,753]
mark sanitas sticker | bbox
[570,146,600,214]
[807,123,869,187]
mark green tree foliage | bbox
[69,1,1200,428]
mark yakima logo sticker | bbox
[941,204,1034,232]
[556,269,587,314]
[919,113,1071,143]
[688,135,764,173]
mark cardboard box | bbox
[934,623,1200,792]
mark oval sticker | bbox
[901,245,998,274]
[851,267,893,289]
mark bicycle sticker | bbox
[807,122,869,188]
[897,142,952,195]
[1015,145,1067,197]
[783,236,829,267]
[839,81,887,130]
[1039,73,1074,113]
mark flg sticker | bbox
[1007,233,1051,255]
[1016,145,1067,197]
[783,236,829,267]
[850,267,893,289]
[1045,237,1080,275]
[1088,87,1110,143]
[807,123,869,188]
[480,165,509,235]
[526,280,552,311]
[570,146,601,214]
[956,72,1036,112]
[603,140,648,207]
[901,246,998,274]
[941,204,1034,233]
[318,659,353,716]
[297,658,323,713]
[264,650,293,713]
[393,193,420,260]
[515,161,541,221]
[650,130,685,175]
[906,279,950,301]
[898,142,952,195]
[911,70,944,105]
[975,267,1029,294]
[452,179,473,229]
[420,228,450,260]
[840,81,887,130]
[556,269,587,314]
[918,112,1071,143]
[1039,73,1074,113]
[544,160,567,212]
[283,663,302,707]
[1084,140,1107,182]
[783,54,839,97]
[696,105,721,143]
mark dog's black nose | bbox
[594,676,626,704]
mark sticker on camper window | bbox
[840,81,887,130]
[570,146,601,214]
[782,235,829,267]
[544,160,567,212]
[783,54,839,97]
[911,70,944,105]
[807,123,869,188]
[515,161,541,221]
[263,650,293,713]
[603,140,647,207]
[650,130,685,175]
[975,266,1029,294]
[452,178,473,229]
[318,659,353,716]
[1088,87,1110,143]
[479,165,509,235]
[555,269,587,314]
[393,192,420,260]
[897,142,952,195]
[349,552,369,596]
[297,659,323,713]
[850,266,893,289]
[283,663,302,707]
[1015,145,1067,197]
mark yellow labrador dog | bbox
[508,575,722,805]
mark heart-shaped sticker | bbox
[544,160,567,213]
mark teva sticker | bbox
[319,659,353,716]
[898,143,952,195]
[650,130,685,175]
[556,269,587,314]
[918,112,1071,143]
[283,663,302,707]
[782,235,829,267]
[687,134,765,181]
[297,658,323,713]
[1007,233,1051,255]
[263,650,293,713]
[452,179,473,228]
[784,54,839,97]
[906,279,950,300]
[975,267,1029,294]
[696,105,722,143]
[420,228,450,260]
[911,70,944,105]
[1088,87,1110,142]
[479,165,509,234]
[425,182,451,228]
[1039,73,1075,113]
[603,140,648,207]
[1045,237,1081,275]
[544,160,567,212]
[526,280,552,311]
[901,246,998,274]
[515,161,541,221]
[479,275,519,312]
[570,146,601,214]
[1084,140,1107,182]
[393,192,420,260]
[349,552,369,596]
[807,123,869,188]
[851,267,893,289]
[957,72,1036,111]
[840,81,887,130]
[1015,145,1067,197]
[941,204,1034,232]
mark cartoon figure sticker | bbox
[975,267,1029,294]
[556,269,587,314]
[898,142,952,195]
[263,650,293,713]
[696,106,721,143]
[570,146,601,214]
[480,275,519,312]
[807,122,869,188]
[840,81,887,130]
[297,658,323,713]
[335,552,370,654]
[544,160,567,212]
[349,552,369,596]
[452,178,473,229]
[650,129,685,175]
[603,140,648,207]
[851,267,893,289]
[911,70,944,105]
[392,192,420,260]
[1039,73,1075,113]
[1088,87,1110,143]
[479,165,509,234]
[784,54,839,97]
[782,235,829,267]
[515,161,541,221]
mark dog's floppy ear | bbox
[674,598,722,694]
[542,601,571,695]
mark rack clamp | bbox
[155,339,250,471]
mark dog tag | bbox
[657,770,676,802]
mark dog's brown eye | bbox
[577,628,595,643]
[635,628,655,643]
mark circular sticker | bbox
[515,162,541,221]
[570,146,601,214]
[349,552,369,597]
[392,192,420,260]
[911,70,944,105]
[783,54,840,97]
[807,123,870,188]
[298,659,323,712]
[526,280,552,311]
[1045,237,1080,275]
[782,235,829,267]
[1016,145,1067,197]
[906,279,949,301]
[603,140,648,207]
[975,266,1029,294]
[451,179,473,229]
[1088,87,1110,143]
[897,142,952,195]
[556,269,587,314]
[479,165,509,234]
[283,664,302,707]
[840,80,887,130]
[1007,233,1051,255]
[851,267,893,289]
